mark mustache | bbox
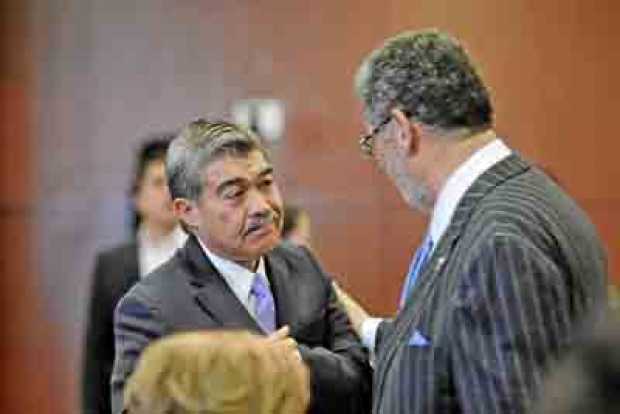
[244,210,281,235]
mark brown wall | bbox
[2,0,618,412]
[0,1,71,412]
[212,0,620,313]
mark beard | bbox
[398,175,432,212]
[384,152,432,213]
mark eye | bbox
[223,187,245,200]
[259,178,274,189]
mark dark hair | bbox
[355,29,493,133]
[131,136,173,195]
[282,205,305,238]
[130,133,174,232]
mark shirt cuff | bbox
[361,317,384,352]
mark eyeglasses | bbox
[358,116,392,157]
[358,110,413,157]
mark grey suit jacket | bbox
[83,242,139,414]
[111,236,372,414]
[373,154,607,414]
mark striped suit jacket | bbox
[373,154,607,414]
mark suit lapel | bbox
[411,153,530,303]
[264,249,300,331]
[373,154,531,409]
[182,235,263,333]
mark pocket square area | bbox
[408,330,430,346]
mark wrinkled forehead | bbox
[201,149,273,187]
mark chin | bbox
[251,235,280,257]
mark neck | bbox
[141,220,177,243]
[237,259,259,272]
[423,129,497,209]
[195,233,260,272]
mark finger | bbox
[332,281,350,302]
[278,338,302,362]
[267,325,290,341]
[282,337,297,350]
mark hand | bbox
[266,326,302,362]
[332,281,370,338]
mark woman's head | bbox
[124,331,310,414]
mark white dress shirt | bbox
[360,139,512,351]
[196,237,270,321]
[138,225,188,277]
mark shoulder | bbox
[271,241,312,260]
[95,241,137,264]
[270,242,325,271]
[268,242,331,287]
[457,167,603,273]
[119,254,186,307]
[90,242,139,294]
[469,168,589,242]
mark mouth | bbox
[244,213,280,238]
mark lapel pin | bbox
[435,257,446,272]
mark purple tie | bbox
[250,275,276,333]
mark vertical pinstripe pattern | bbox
[373,154,607,414]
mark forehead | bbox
[202,150,271,186]
[142,159,166,176]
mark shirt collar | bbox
[137,225,188,277]
[195,236,268,302]
[429,139,512,248]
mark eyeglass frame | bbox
[358,109,412,157]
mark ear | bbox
[391,108,421,156]
[172,198,200,230]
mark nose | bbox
[246,188,271,216]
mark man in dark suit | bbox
[83,136,187,414]
[337,29,607,413]
[111,120,372,414]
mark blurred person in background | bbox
[336,28,607,413]
[282,204,313,249]
[111,120,371,414]
[123,331,310,414]
[534,315,620,414]
[83,134,187,414]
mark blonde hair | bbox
[124,331,310,414]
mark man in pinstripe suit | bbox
[341,29,607,413]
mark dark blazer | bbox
[373,154,607,414]
[111,236,372,414]
[83,242,139,414]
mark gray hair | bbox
[355,29,492,134]
[166,119,266,200]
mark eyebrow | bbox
[215,166,274,195]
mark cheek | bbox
[136,192,153,213]
[213,208,245,235]
[152,192,167,207]
[269,188,284,213]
